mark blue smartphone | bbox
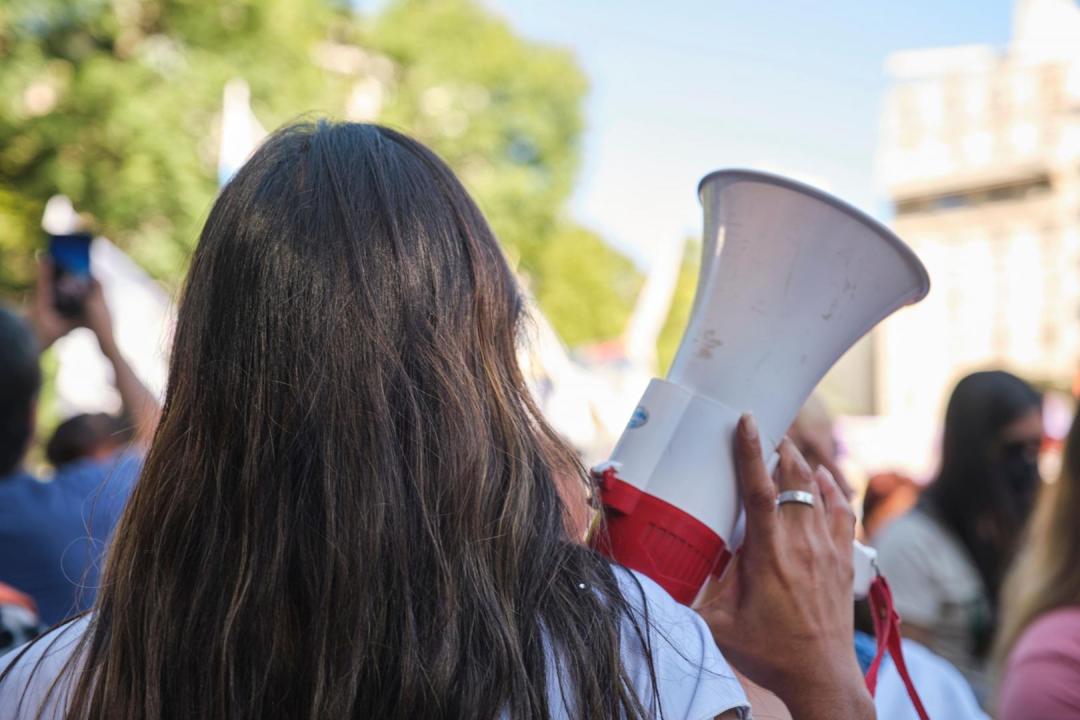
[48,232,93,318]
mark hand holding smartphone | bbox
[47,232,94,318]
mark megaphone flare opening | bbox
[697,169,931,307]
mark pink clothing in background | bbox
[999,607,1080,719]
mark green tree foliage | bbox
[361,0,641,344]
[0,0,355,286]
[656,239,700,374]
[532,225,641,346]
[0,0,640,346]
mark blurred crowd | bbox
[0,265,159,644]
[787,368,1080,718]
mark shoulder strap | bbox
[865,574,931,720]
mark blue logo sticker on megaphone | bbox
[628,406,649,429]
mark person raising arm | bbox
[29,261,161,445]
[0,264,160,625]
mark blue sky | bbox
[484,0,1016,266]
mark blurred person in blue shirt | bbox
[45,412,134,469]
[0,262,160,625]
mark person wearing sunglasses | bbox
[874,371,1042,705]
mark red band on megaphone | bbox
[589,466,730,604]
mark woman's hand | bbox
[695,415,874,720]
[27,259,78,350]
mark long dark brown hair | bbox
[9,121,657,719]
[921,370,1041,648]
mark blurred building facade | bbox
[875,0,1080,449]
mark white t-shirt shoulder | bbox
[872,508,990,696]
[0,615,90,720]
[875,638,988,720]
[605,567,749,720]
[873,509,985,626]
[0,571,750,720]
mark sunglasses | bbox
[1000,438,1042,462]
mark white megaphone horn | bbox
[589,170,930,605]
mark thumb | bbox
[695,573,746,656]
[694,554,742,616]
[35,259,55,306]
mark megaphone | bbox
[590,170,930,605]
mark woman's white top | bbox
[0,568,749,719]
[873,507,990,698]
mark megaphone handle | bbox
[852,540,877,600]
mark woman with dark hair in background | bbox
[996,406,1080,718]
[0,121,872,719]
[874,370,1042,702]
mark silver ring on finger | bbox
[776,490,816,509]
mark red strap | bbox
[866,575,931,720]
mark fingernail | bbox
[742,413,758,438]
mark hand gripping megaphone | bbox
[590,170,930,605]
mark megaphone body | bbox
[590,170,930,605]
